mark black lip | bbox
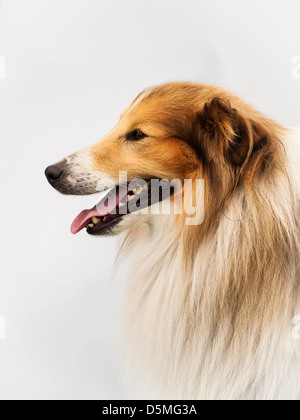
[86,216,122,236]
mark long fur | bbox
[119,125,300,400]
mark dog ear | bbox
[196,97,255,167]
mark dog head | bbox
[45,82,278,236]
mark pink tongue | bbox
[71,187,128,234]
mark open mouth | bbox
[71,179,175,235]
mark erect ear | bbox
[196,97,253,167]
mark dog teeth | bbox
[133,186,142,194]
[88,223,94,228]
[92,217,101,225]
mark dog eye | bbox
[126,130,147,141]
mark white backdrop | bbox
[0,0,299,400]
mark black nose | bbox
[45,165,63,183]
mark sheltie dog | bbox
[45,82,300,400]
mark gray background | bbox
[0,0,299,400]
